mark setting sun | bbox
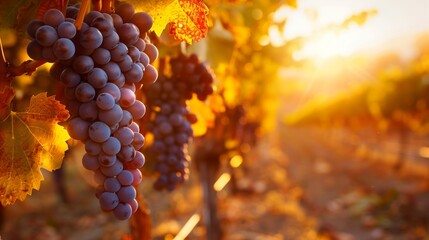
[270,0,429,62]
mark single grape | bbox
[98,104,124,126]
[57,21,77,38]
[115,2,135,22]
[117,170,134,185]
[80,27,103,50]
[91,17,114,37]
[132,132,145,150]
[110,43,128,62]
[126,100,146,120]
[127,46,140,62]
[35,25,58,47]
[101,62,121,81]
[99,83,121,102]
[128,199,138,213]
[119,110,133,127]
[130,12,153,34]
[144,43,158,63]
[117,185,136,203]
[113,203,132,220]
[60,68,81,87]
[124,63,143,83]
[82,154,100,171]
[53,38,75,60]
[100,160,123,177]
[117,23,139,46]
[43,9,65,27]
[104,178,121,193]
[83,11,105,25]
[85,139,102,156]
[114,127,134,145]
[79,100,98,121]
[129,121,140,132]
[27,19,44,39]
[96,93,115,110]
[99,192,119,211]
[87,68,108,89]
[102,137,121,155]
[92,48,111,65]
[67,117,90,140]
[141,64,158,85]
[118,55,133,72]
[27,40,43,60]
[130,169,142,185]
[119,88,136,108]
[101,31,120,49]
[117,144,136,162]
[89,121,111,143]
[75,82,96,102]
[98,153,117,167]
[73,55,94,74]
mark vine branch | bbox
[7,59,47,78]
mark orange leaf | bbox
[169,0,209,44]
[132,0,209,44]
[0,93,70,206]
[0,84,14,120]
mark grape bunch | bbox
[27,3,158,220]
[143,54,214,191]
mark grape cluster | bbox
[143,54,214,191]
[27,3,158,220]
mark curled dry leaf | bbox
[0,93,70,206]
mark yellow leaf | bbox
[132,0,209,44]
[0,93,70,206]
[187,95,215,136]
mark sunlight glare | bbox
[173,214,201,240]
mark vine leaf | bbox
[0,93,70,206]
[131,0,209,44]
[0,84,14,120]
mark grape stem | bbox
[75,0,91,30]
[92,0,101,11]
[6,59,47,78]
[101,0,112,13]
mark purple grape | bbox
[92,48,111,65]
[53,38,75,60]
[102,137,121,155]
[117,170,134,185]
[35,25,58,47]
[85,139,102,156]
[75,82,96,102]
[104,178,121,193]
[67,117,90,140]
[89,121,111,142]
[96,92,115,110]
[82,154,100,170]
[60,68,81,87]
[79,101,98,121]
[113,203,132,220]
[87,68,108,89]
[117,186,136,203]
[114,127,134,145]
[99,192,119,211]
[57,21,77,38]
[98,104,123,126]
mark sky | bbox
[276,0,429,60]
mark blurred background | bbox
[1,0,429,239]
